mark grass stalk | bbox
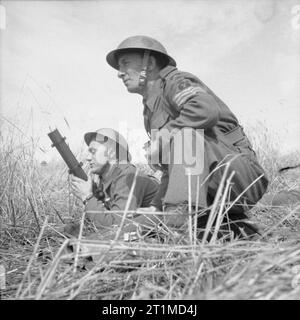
[16,217,48,298]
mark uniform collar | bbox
[159,65,178,79]
[143,65,178,112]
[142,80,161,112]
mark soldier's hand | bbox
[70,174,93,202]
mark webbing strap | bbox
[139,50,150,86]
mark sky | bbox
[0,0,300,163]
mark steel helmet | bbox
[84,128,132,162]
[106,35,176,70]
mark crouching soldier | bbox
[106,35,269,240]
[66,128,160,241]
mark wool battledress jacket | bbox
[84,163,159,232]
[142,66,268,212]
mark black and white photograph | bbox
[0,0,300,302]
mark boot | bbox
[197,210,261,241]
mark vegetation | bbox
[0,124,300,300]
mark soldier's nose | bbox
[118,70,125,79]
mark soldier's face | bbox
[117,52,143,93]
[86,140,109,174]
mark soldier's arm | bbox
[85,172,161,229]
[84,196,116,227]
[109,171,140,211]
[83,171,139,228]
[164,74,220,132]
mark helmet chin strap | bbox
[139,49,150,87]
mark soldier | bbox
[106,35,269,240]
[67,128,160,240]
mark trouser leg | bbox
[199,142,268,239]
[207,152,269,213]
[161,131,268,236]
[163,129,209,208]
[163,134,268,210]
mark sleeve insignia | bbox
[173,80,206,106]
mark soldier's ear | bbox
[107,146,117,162]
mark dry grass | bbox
[1,125,300,300]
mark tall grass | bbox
[0,122,300,300]
[245,121,300,207]
[245,121,282,183]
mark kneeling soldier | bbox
[106,35,269,240]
